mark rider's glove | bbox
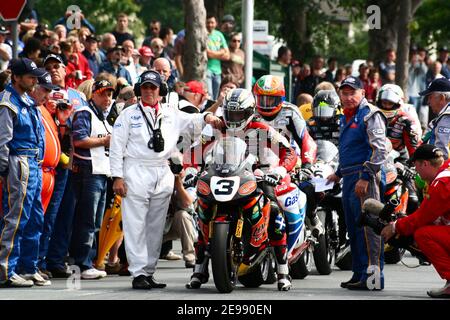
[264,167,287,186]
[301,166,314,180]
[264,173,281,186]
[183,167,199,188]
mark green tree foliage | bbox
[137,0,185,35]
[35,0,143,38]
[412,0,450,47]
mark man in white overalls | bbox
[110,70,222,289]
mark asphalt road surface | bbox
[0,242,443,301]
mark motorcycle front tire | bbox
[211,222,236,293]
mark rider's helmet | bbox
[222,88,255,131]
[312,90,340,122]
[377,84,403,118]
[253,75,285,119]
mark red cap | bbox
[184,80,206,95]
[138,46,154,57]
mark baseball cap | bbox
[86,35,100,43]
[222,14,235,23]
[138,46,154,57]
[44,54,65,66]
[140,71,162,87]
[184,80,206,95]
[410,144,444,162]
[339,76,363,90]
[38,72,59,91]
[92,80,114,93]
[0,26,10,35]
[419,78,450,96]
[9,58,46,77]
[438,46,448,52]
[107,45,124,55]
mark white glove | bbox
[271,166,287,178]
[264,167,287,186]
[183,167,199,188]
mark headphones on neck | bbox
[134,70,169,98]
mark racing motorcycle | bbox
[304,140,351,271]
[195,136,276,293]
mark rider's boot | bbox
[186,237,209,289]
[273,245,291,291]
[277,264,292,291]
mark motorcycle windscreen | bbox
[316,140,339,163]
[207,136,248,172]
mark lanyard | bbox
[89,100,111,134]
[138,104,162,135]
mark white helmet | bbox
[222,88,255,131]
[377,84,404,105]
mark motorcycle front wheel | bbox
[313,210,332,275]
[211,222,238,293]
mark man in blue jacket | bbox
[0,58,46,287]
[328,76,387,290]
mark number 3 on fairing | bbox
[215,180,235,195]
[210,176,240,202]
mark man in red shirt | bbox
[382,144,450,298]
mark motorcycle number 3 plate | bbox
[210,176,240,202]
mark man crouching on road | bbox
[381,144,450,298]
[109,70,222,289]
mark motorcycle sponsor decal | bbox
[235,219,244,238]
[197,180,211,196]
[250,214,268,247]
[208,221,214,239]
[238,181,257,196]
[251,205,260,220]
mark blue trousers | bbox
[206,70,221,100]
[70,165,107,271]
[38,166,68,270]
[45,170,76,270]
[0,157,44,280]
[342,172,384,286]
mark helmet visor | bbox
[255,95,282,111]
[223,108,252,128]
[313,101,335,119]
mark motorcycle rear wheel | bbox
[290,249,312,279]
[238,254,272,288]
